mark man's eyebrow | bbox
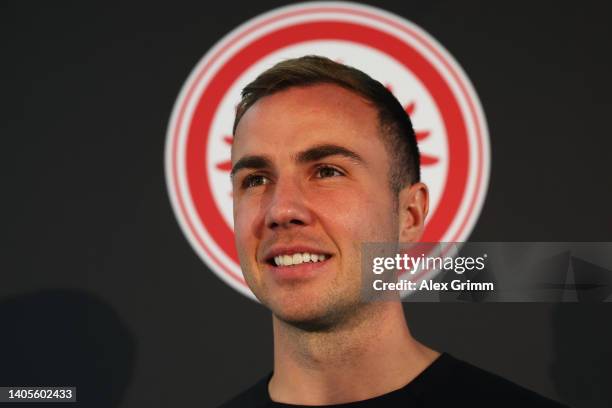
[296,144,366,166]
[230,145,365,178]
[230,155,273,178]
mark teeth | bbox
[273,252,328,266]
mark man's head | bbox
[230,56,428,330]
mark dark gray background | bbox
[3,1,611,407]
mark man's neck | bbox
[269,302,439,405]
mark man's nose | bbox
[265,177,312,230]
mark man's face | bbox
[231,84,402,327]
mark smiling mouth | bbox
[267,252,330,267]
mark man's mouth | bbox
[263,247,333,281]
[272,252,328,267]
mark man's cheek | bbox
[234,227,252,268]
[334,203,389,238]
[233,210,253,244]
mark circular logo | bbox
[165,2,490,300]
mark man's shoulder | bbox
[428,354,566,407]
[217,374,271,408]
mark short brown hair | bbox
[233,55,421,192]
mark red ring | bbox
[171,7,487,287]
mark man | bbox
[222,56,564,407]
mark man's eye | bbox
[242,174,270,189]
[315,166,344,178]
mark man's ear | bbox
[398,182,429,243]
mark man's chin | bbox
[269,297,358,333]
[273,310,339,332]
[249,279,363,332]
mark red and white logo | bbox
[165,2,490,299]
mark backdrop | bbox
[3,1,611,407]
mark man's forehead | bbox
[232,83,379,157]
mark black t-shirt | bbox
[219,353,567,407]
